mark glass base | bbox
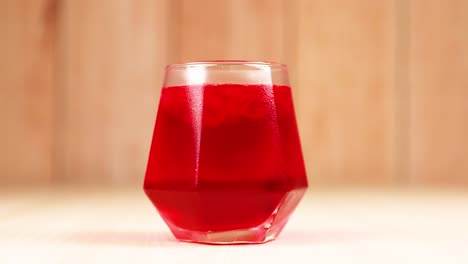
[167,221,286,245]
[149,189,307,244]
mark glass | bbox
[144,60,308,244]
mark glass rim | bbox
[166,60,287,69]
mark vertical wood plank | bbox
[56,0,173,183]
[177,0,232,61]
[295,0,398,185]
[229,0,287,62]
[177,0,288,62]
[409,0,468,185]
[0,0,57,183]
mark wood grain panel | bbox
[295,0,397,185]
[229,0,287,62]
[56,0,173,183]
[177,0,232,61]
[177,0,288,62]
[409,0,468,185]
[0,0,57,183]
[6,0,466,186]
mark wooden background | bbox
[1,0,467,186]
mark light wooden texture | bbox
[409,0,468,185]
[2,0,468,186]
[56,0,171,183]
[0,0,56,182]
[295,0,397,185]
[1,187,468,263]
[177,0,288,62]
[177,0,231,61]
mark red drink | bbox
[144,83,308,243]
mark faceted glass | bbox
[144,61,308,244]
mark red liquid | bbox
[144,84,307,234]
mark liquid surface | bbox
[144,84,307,232]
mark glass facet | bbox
[144,61,308,244]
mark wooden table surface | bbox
[1,186,468,263]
